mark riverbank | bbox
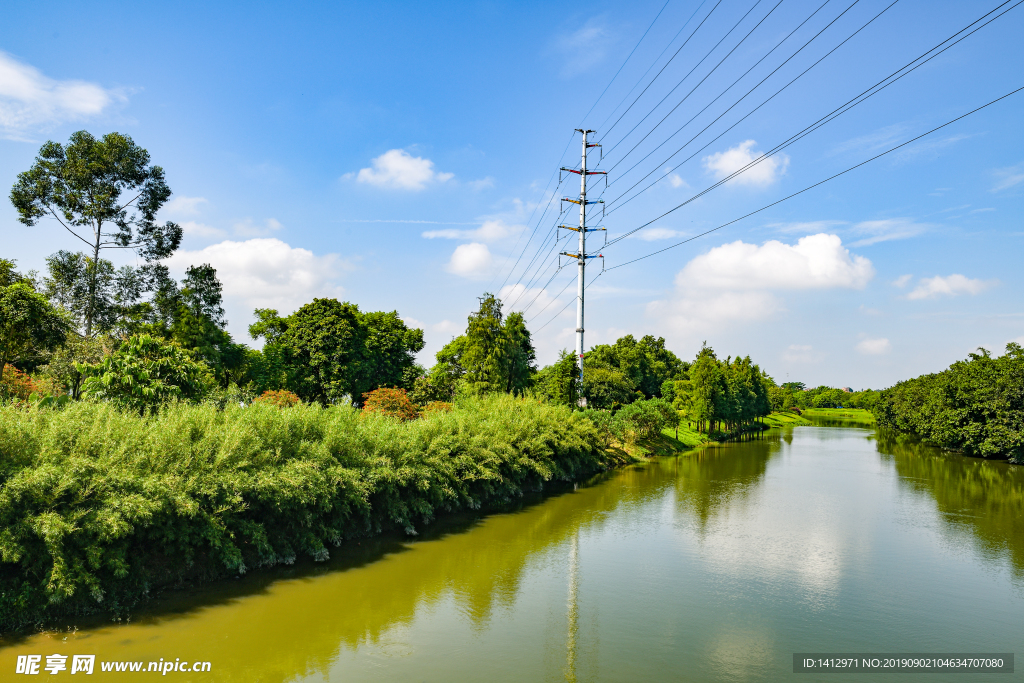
[0,394,620,631]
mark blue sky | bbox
[2,0,1022,389]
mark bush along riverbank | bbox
[0,394,623,631]
[872,343,1023,464]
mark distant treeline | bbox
[872,343,1023,464]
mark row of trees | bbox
[873,344,1023,463]
[769,382,881,411]
[664,346,772,434]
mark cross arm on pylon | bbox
[561,197,604,205]
[560,167,607,176]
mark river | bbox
[2,421,1022,681]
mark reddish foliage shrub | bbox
[253,389,302,408]
[362,387,419,421]
[0,365,46,400]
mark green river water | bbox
[2,422,1022,682]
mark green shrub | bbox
[0,393,609,629]
[77,334,214,413]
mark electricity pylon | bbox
[560,129,606,405]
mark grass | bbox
[801,407,875,423]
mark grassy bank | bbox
[802,408,875,423]
[0,394,617,631]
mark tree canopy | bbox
[250,299,424,405]
[0,273,72,386]
[10,131,181,335]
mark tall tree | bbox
[250,299,424,405]
[10,131,181,336]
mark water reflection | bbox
[669,440,778,529]
[878,433,1024,577]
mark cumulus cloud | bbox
[445,242,493,278]
[165,238,346,318]
[423,219,525,243]
[907,274,994,300]
[648,234,873,332]
[351,149,453,190]
[856,337,891,355]
[0,50,127,140]
[703,140,789,187]
[678,234,874,291]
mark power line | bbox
[578,0,674,126]
[603,0,769,160]
[605,0,836,178]
[605,0,1020,225]
[602,0,725,141]
[605,85,1024,271]
[606,0,894,214]
[532,271,606,333]
[595,0,710,135]
[606,0,782,165]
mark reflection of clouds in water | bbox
[707,626,775,681]
[697,503,844,608]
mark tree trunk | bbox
[86,219,102,337]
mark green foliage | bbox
[0,280,72,387]
[458,294,536,395]
[679,344,772,433]
[77,334,214,412]
[10,131,181,336]
[873,343,1024,463]
[584,334,686,399]
[535,350,579,407]
[250,300,423,405]
[581,365,638,410]
[0,393,609,629]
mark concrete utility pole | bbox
[560,129,606,406]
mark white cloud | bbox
[163,195,208,218]
[703,140,789,187]
[633,227,683,242]
[769,220,847,234]
[907,274,994,300]
[893,133,975,165]
[180,221,226,239]
[0,51,126,140]
[991,164,1024,192]
[856,337,891,355]
[648,234,872,333]
[848,218,927,247]
[667,171,688,189]
[423,219,524,243]
[352,149,453,190]
[678,234,874,291]
[829,124,907,156]
[554,20,612,77]
[233,217,283,237]
[165,238,347,325]
[445,242,493,278]
[891,274,912,288]
[468,177,495,190]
